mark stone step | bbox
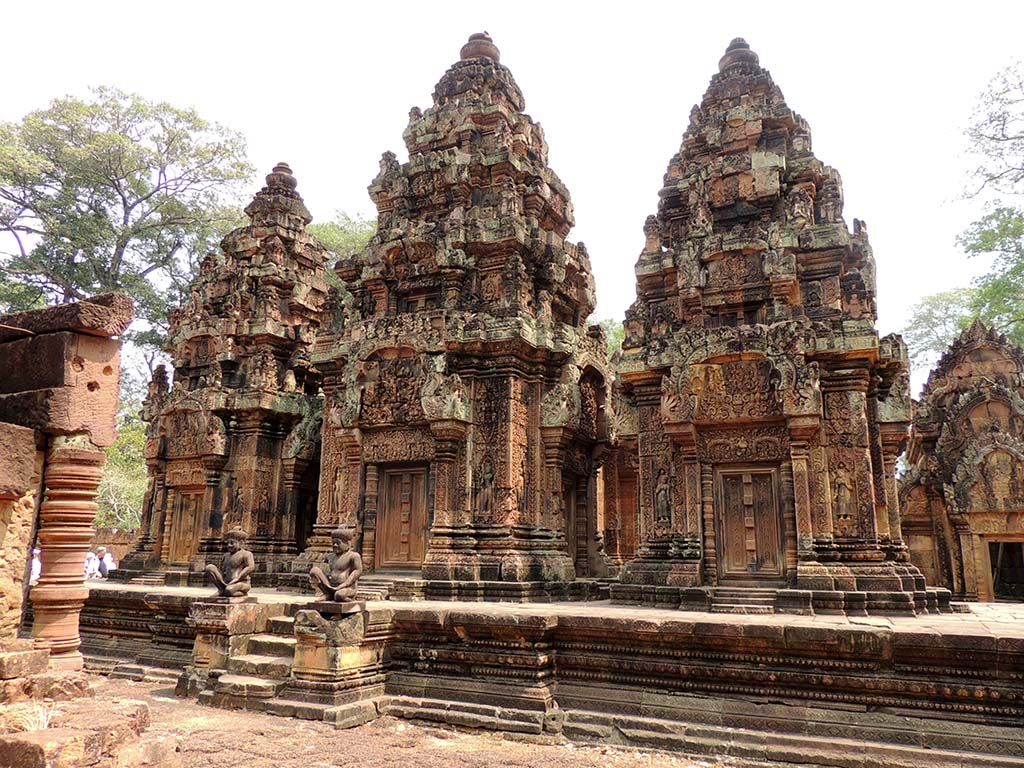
[213,673,286,698]
[248,633,297,657]
[267,615,295,635]
[227,653,292,679]
[109,663,181,684]
[714,588,777,597]
[263,698,332,721]
[712,593,775,604]
[710,604,774,615]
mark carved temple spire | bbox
[244,161,312,228]
[310,33,613,587]
[123,164,330,575]
[622,36,876,347]
[460,31,500,62]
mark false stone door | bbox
[168,490,204,566]
[376,466,429,570]
[715,467,784,583]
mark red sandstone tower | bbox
[613,39,940,614]
[309,34,615,596]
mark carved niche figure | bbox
[475,459,495,514]
[832,469,854,535]
[309,528,363,602]
[204,527,255,598]
[785,187,814,227]
[655,469,672,524]
[204,415,227,456]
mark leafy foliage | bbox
[901,288,979,370]
[0,86,253,351]
[308,211,376,259]
[597,317,625,357]
[95,395,147,531]
[903,62,1024,368]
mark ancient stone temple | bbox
[612,39,930,614]
[122,164,329,575]
[308,33,613,594]
[901,320,1024,601]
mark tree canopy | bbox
[0,86,253,350]
[902,61,1024,368]
[308,210,376,260]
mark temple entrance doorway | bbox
[294,456,320,553]
[989,541,1024,600]
[563,474,591,576]
[714,466,785,584]
[376,465,429,570]
[168,490,203,566]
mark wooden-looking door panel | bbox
[377,467,428,570]
[169,491,203,565]
[716,467,783,582]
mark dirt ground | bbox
[92,677,730,768]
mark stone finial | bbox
[266,162,299,192]
[460,32,500,63]
[718,37,760,72]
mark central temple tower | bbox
[310,34,613,596]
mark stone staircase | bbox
[127,571,168,586]
[199,611,297,711]
[710,587,776,614]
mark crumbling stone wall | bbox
[0,424,40,641]
[0,293,132,669]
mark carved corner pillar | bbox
[620,381,702,589]
[362,464,380,572]
[30,436,104,671]
[786,416,820,560]
[279,455,309,545]
[428,418,469,528]
[540,425,570,535]
[120,471,165,571]
[193,459,229,568]
[301,431,360,563]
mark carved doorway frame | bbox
[713,465,786,584]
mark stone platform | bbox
[78,582,1024,766]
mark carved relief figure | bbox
[832,469,854,535]
[655,469,672,525]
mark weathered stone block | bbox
[0,728,103,768]
[0,649,49,680]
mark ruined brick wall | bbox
[0,424,40,643]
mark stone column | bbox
[30,436,105,671]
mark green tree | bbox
[95,371,149,531]
[960,61,1024,346]
[903,62,1024,369]
[597,317,625,357]
[308,211,376,259]
[0,86,253,351]
[901,288,979,370]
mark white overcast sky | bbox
[4,2,1023,386]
